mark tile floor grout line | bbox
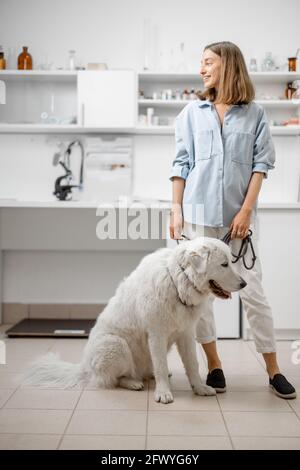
[0,389,17,409]
[288,404,300,422]
[144,379,150,450]
[216,394,235,450]
[1,430,300,438]
[56,386,85,450]
[54,432,236,437]
[0,406,295,413]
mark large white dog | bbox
[25,237,246,404]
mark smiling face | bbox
[200,48,222,90]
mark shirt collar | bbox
[198,100,249,109]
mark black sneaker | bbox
[269,374,297,399]
[206,368,226,393]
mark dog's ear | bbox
[189,246,210,274]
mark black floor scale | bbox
[5,319,96,338]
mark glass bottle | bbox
[67,50,76,70]
[0,46,6,70]
[249,58,258,72]
[261,52,275,72]
[288,57,297,72]
[18,46,33,70]
[7,46,17,69]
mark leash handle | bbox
[176,234,190,245]
[221,229,256,270]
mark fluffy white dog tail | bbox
[23,352,86,389]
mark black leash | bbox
[221,229,256,270]
[176,230,256,270]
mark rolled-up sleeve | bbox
[252,108,275,179]
[169,115,190,181]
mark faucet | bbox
[53,140,84,201]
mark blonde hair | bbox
[198,41,255,104]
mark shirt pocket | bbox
[195,129,213,161]
[230,131,255,165]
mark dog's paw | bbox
[129,381,144,391]
[192,384,216,396]
[154,389,174,404]
[119,377,144,391]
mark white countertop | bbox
[0,199,299,209]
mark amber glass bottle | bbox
[18,46,33,70]
[0,46,6,69]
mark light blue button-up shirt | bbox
[169,100,275,227]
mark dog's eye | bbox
[221,262,229,267]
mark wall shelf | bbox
[0,124,136,134]
[0,199,299,210]
[138,71,300,83]
[1,69,299,82]
[0,124,299,135]
[138,99,300,107]
[0,70,77,82]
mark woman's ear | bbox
[189,246,210,274]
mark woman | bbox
[169,41,296,399]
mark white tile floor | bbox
[0,324,300,450]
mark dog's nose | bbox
[240,279,247,289]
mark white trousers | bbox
[183,219,276,354]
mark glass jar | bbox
[18,46,33,70]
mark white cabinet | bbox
[243,209,300,339]
[77,70,137,128]
[214,294,240,339]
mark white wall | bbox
[1,0,299,72]
[1,0,300,305]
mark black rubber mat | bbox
[5,318,96,338]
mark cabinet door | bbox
[243,210,300,337]
[214,294,240,339]
[77,70,137,128]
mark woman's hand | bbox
[169,205,184,240]
[230,208,251,239]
